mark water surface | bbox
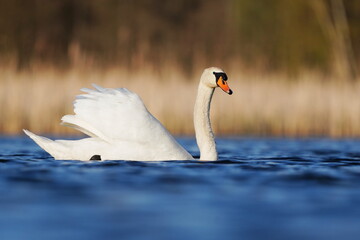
[1,136,360,240]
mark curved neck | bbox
[194,82,217,161]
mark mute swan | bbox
[24,67,233,161]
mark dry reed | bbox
[1,65,360,137]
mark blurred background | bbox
[0,0,360,136]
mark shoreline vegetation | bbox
[1,1,359,137]
[1,65,360,138]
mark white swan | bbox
[24,67,232,161]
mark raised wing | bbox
[61,84,168,143]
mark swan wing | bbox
[61,84,193,160]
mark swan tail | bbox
[23,129,52,146]
[23,129,66,159]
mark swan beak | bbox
[217,77,233,95]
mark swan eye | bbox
[213,72,228,81]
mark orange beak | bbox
[217,76,233,95]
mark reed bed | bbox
[1,66,360,137]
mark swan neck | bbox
[194,82,217,161]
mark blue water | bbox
[1,136,360,240]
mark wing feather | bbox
[61,84,167,143]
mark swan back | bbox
[61,84,193,160]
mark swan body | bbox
[24,67,232,161]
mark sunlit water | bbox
[1,136,360,240]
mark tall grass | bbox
[1,65,360,137]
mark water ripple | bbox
[1,136,360,240]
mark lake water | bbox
[0,136,360,240]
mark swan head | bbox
[201,67,233,95]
